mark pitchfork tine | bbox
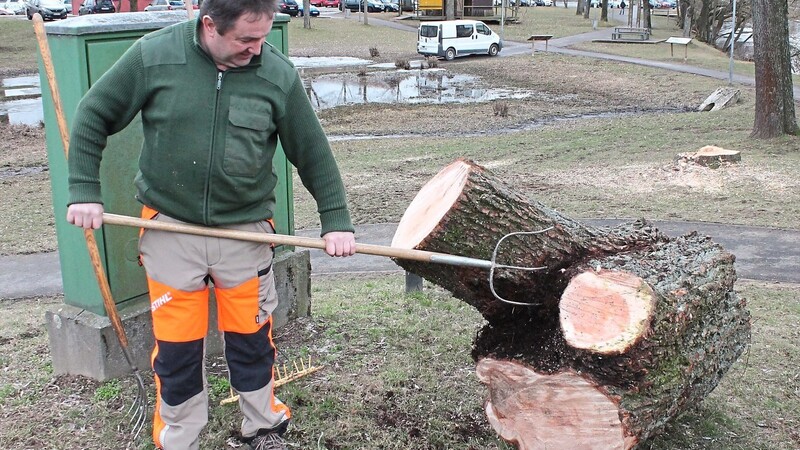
[119,346,148,440]
[128,371,147,439]
[488,227,554,307]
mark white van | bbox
[417,20,503,61]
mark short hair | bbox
[199,0,278,35]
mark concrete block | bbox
[45,250,311,381]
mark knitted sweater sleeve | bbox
[67,42,148,205]
[277,72,354,236]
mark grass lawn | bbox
[0,277,797,449]
[0,18,38,77]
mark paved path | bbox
[1,220,797,300]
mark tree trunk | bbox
[576,0,584,15]
[391,159,666,322]
[601,0,608,21]
[751,0,799,138]
[681,2,691,37]
[392,158,751,449]
[304,0,311,28]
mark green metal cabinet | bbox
[41,12,293,316]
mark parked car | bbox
[0,0,27,14]
[26,0,68,19]
[380,0,399,11]
[63,0,71,13]
[78,0,114,14]
[144,0,185,11]
[278,0,298,15]
[535,0,553,6]
[341,0,383,11]
[297,1,319,15]
[319,0,338,6]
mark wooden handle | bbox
[102,213,494,269]
[33,14,131,348]
[33,15,70,159]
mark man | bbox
[65,0,355,448]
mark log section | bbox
[391,158,667,321]
[391,158,751,449]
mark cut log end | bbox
[560,270,656,354]
[476,358,632,450]
[391,159,472,249]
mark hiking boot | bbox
[245,432,287,450]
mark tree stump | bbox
[391,158,751,449]
[676,145,741,168]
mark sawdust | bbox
[541,161,797,196]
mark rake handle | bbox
[33,15,135,357]
[102,213,494,270]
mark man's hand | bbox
[322,231,355,257]
[66,203,104,230]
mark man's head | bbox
[198,0,279,70]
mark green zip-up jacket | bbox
[68,19,353,235]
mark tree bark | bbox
[392,158,751,449]
[751,0,799,138]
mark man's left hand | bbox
[322,231,356,257]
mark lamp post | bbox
[728,0,736,84]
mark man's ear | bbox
[200,15,216,35]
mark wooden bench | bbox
[612,27,650,41]
[527,34,554,55]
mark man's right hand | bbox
[66,203,105,230]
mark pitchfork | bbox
[101,213,553,307]
[33,15,148,439]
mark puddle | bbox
[292,56,374,69]
[302,69,533,110]
[0,98,44,126]
[2,75,39,89]
[1,75,42,125]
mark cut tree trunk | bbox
[391,158,751,449]
[391,158,667,321]
[676,145,741,167]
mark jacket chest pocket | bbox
[223,106,273,178]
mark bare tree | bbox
[303,0,311,28]
[751,0,799,138]
[601,0,609,21]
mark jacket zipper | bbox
[204,70,224,225]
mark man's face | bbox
[201,12,273,71]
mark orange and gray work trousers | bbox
[138,207,291,450]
